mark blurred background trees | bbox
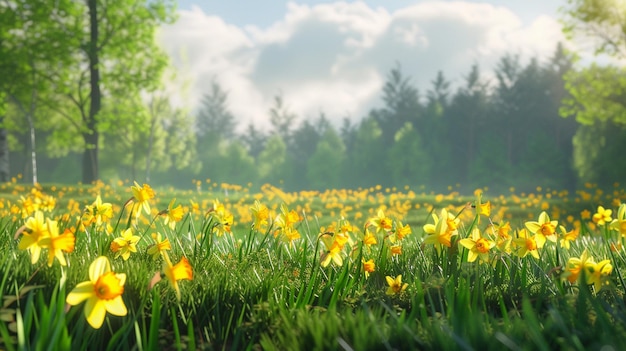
[1,0,625,193]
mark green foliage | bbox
[572,121,626,185]
[306,129,345,190]
[561,65,626,125]
[388,122,431,186]
[258,135,287,185]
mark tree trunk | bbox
[0,120,9,182]
[83,0,101,184]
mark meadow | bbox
[1,178,626,350]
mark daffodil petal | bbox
[66,282,95,305]
[89,256,111,282]
[85,298,107,329]
[105,296,128,316]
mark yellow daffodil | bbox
[558,225,579,250]
[110,228,140,260]
[131,182,155,217]
[459,228,495,263]
[17,211,50,264]
[162,199,184,230]
[512,229,540,259]
[147,232,171,260]
[83,195,113,227]
[587,259,613,292]
[368,209,393,233]
[66,256,127,329]
[363,229,377,247]
[385,275,408,296]
[524,211,558,248]
[250,200,270,231]
[39,221,75,267]
[362,259,375,278]
[320,232,348,267]
[163,256,193,300]
[423,209,458,252]
[564,249,594,284]
[610,204,626,237]
[592,206,612,226]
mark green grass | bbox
[1,181,626,350]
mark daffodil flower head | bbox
[131,182,155,217]
[163,256,193,300]
[459,227,495,263]
[110,228,140,260]
[17,211,50,264]
[592,206,612,226]
[385,274,408,296]
[524,211,558,248]
[66,256,127,329]
[610,204,626,237]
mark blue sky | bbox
[160,1,569,130]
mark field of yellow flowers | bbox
[1,178,626,350]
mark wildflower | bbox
[564,249,594,284]
[210,199,234,236]
[250,200,270,231]
[320,232,349,267]
[587,259,613,292]
[163,256,193,300]
[558,225,579,250]
[162,199,184,230]
[368,209,393,233]
[66,256,127,329]
[391,220,411,242]
[580,209,591,220]
[512,229,540,259]
[83,195,113,227]
[282,226,301,247]
[147,232,171,260]
[17,211,50,264]
[610,204,626,237]
[40,222,75,267]
[459,228,495,264]
[385,275,408,296]
[275,204,300,230]
[110,228,140,260]
[131,182,155,217]
[363,229,377,247]
[592,206,612,226]
[390,245,402,256]
[423,208,458,252]
[524,211,558,248]
[362,259,375,278]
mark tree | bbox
[257,135,287,186]
[307,128,345,190]
[560,0,626,126]
[561,0,626,59]
[241,123,266,160]
[446,64,490,185]
[346,117,385,188]
[42,0,176,183]
[374,64,421,147]
[196,81,237,139]
[269,94,297,143]
[1,0,78,184]
[387,122,431,187]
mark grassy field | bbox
[1,178,626,350]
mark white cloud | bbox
[158,1,567,132]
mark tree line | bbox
[1,0,626,193]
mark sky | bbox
[158,0,568,131]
